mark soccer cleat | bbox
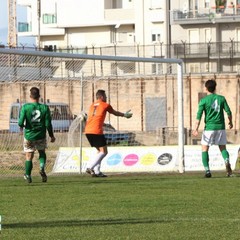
[95,172,108,177]
[24,174,32,183]
[86,168,96,177]
[39,170,47,182]
[205,171,212,178]
[225,162,233,177]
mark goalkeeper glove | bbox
[79,111,88,121]
[124,110,132,119]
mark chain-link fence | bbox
[0,48,185,176]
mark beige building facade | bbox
[18,0,168,53]
[170,0,240,73]
[17,0,240,74]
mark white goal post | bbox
[0,48,184,174]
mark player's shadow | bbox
[4,218,170,229]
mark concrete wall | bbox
[1,74,240,143]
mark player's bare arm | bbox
[192,120,200,136]
[228,115,233,129]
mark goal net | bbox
[0,48,184,176]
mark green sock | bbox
[25,160,33,176]
[202,151,210,171]
[39,152,46,171]
[221,149,229,163]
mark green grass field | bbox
[1,172,240,240]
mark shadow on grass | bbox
[4,218,170,229]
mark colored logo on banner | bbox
[82,150,90,162]
[157,153,173,165]
[107,153,122,166]
[140,153,156,165]
[123,154,139,166]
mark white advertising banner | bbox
[52,145,239,173]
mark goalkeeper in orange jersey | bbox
[84,89,132,177]
[18,87,56,183]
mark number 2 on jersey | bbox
[31,110,41,122]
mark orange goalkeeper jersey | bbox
[84,100,114,134]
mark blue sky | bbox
[0,0,35,46]
[0,0,7,44]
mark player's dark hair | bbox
[205,79,216,93]
[30,87,40,99]
[96,89,106,99]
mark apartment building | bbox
[17,0,240,73]
[170,0,240,73]
[18,0,168,54]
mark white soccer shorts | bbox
[201,130,227,146]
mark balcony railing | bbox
[2,41,240,73]
[172,42,240,59]
[171,6,240,24]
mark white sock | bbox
[88,152,106,172]
[94,163,101,174]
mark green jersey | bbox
[196,93,232,130]
[18,102,54,141]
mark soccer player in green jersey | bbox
[18,87,56,183]
[192,79,233,178]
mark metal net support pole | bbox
[79,72,84,174]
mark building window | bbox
[112,0,122,9]
[189,63,200,73]
[205,0,210,8]
[43,14,57,24]
[204,62,211,72]
[152,33,161,42]
[236,61,240,73]
[189,29,199,43]
[18,22,31,32]
[204,28,211,42]
[189,0,198,10]
[152,63,163,74]
[118,32,128,43]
